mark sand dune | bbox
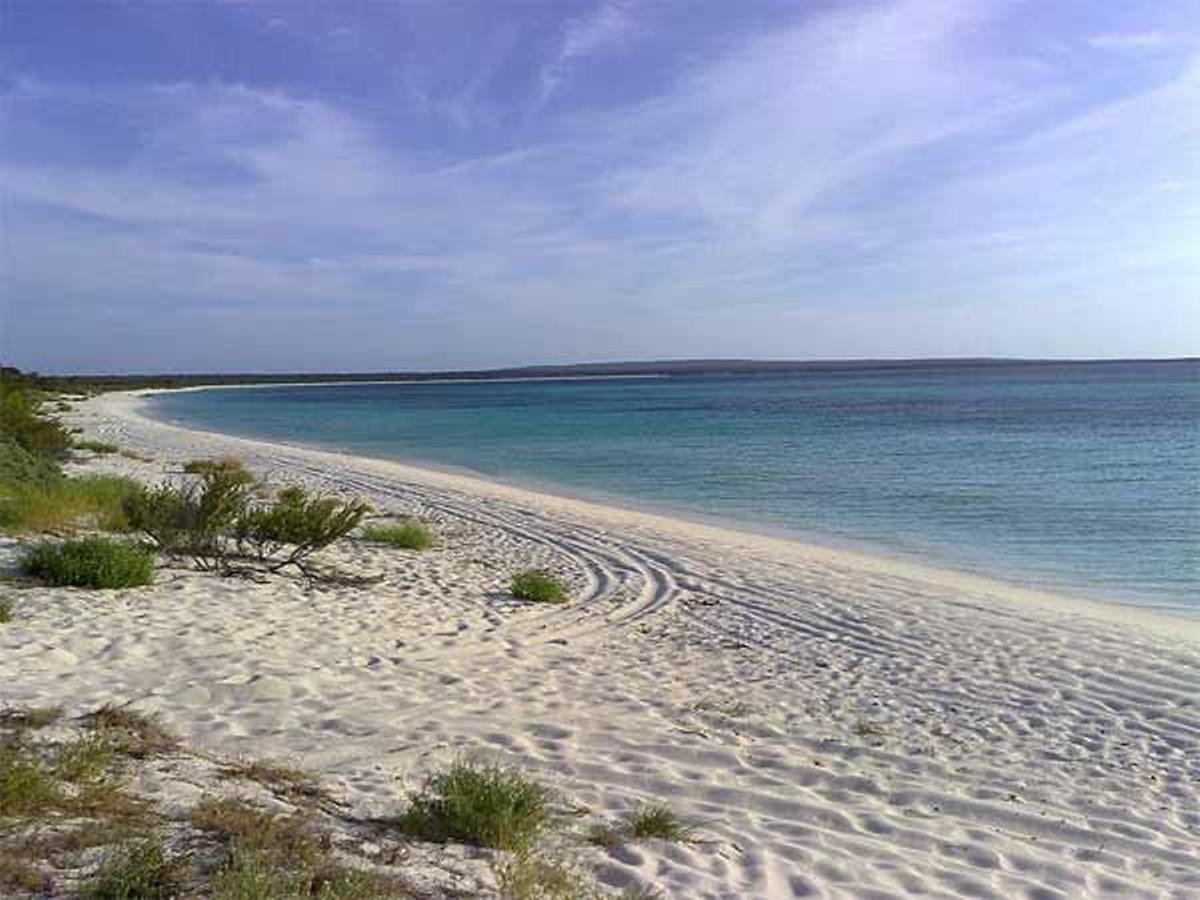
[2,391,1197,898]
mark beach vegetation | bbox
[195,797,401,900]
[0,851,50,895]
[123,470,252,564]
[53,732,117,782]
[396,759,550,851]
[24,537,155,589]
[233,486,369,573]
[74,438,120,455]
[0,745,62,817]
[0,598,11,624]
[218,757,327,804]
[83,839,184,900]
[84,704,179,759]
[589,804,694,847]
[183,456,256,485]
[510,570,568,604]
[0,705,63,730]
[623,804,694,843]
[494,851,597,900]
[361,520,434,551]
[0,472,143,533]
[0,377,72,460]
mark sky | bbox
[1,0,1198,374]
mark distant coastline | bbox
[30,355,1200,393]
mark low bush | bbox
[0,380,71,460]
[510,570,568,604]
[182,457,255,486]
[23,537,154,589]
[395,759,550,851]
[124,470,251,564]
[361,520,434,551]
[0,598,11,624]
[74,439,119,455]
[234,486,369,573]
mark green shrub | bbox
[24,537,154,589]
[124,471,251,563]
[0,439,62,488]
[84,840,183,900]
[361,520,434,551]
[510,570,568,604]
[395,759,550,851]
[0,380,71,460]
[234,486,368,572]
[182,457,255,485]
[74,439,119,455]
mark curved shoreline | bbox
[118,388,1199,640]
[6,388,1196,896]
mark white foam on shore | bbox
[3,390,1197,898]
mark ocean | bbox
[147,360,1199,612]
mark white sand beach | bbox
[3,390,1198,898]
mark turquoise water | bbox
[148,361,1199,611]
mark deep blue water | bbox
[148,361,1199,611]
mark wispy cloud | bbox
[1086,31,1175,51]
[540,1,638,102]
[2,0,1198,371]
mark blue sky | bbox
[2,0,1197,373]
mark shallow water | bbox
[148,360,1199,611]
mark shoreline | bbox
[4,389,1197,896]
[132,388,1199,639]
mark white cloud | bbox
[3,0,1199,370]
[1087,31,1174,51]
[540,1,637,102]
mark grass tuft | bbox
[0,598,11,624]
[53,733,116,782]
[84,705,178,759]
[361,520,434,551]
[195,797,400,899]
[24,537,154,589]
[0,852,51,895]
[623,804,694,843]
[0,745,61,817]
[396,759,550,851]
[83,839,183,900]
[510,570,568,604]
[191,797,322,866]
[0,473,143,533]
[495,852,597,900]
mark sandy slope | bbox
[2,391,1197,898]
